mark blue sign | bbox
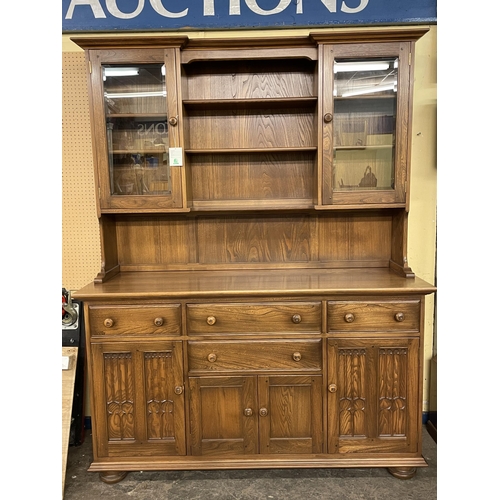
[62,1,436,32]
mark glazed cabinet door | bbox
[327,338,419,454]
[320,42,411,207]
[88,48,186,211]
[90,340,186,459]
[189,375,322,456]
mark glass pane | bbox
[333,58,398,192]
[103,64,171,196]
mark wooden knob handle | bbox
[292,314,302,324]
[344,313,355,323]
[103,318,114,328]
[328,384,337,393]
[206,316,217,326]
[244,408,253,417]
[154,317,164,326]
[174,386,183,395]
[292,352,302,362]
[324,112,333,123]
[394,312,405,322]
[168,116,178,126]
[207,353,217,363]
[259,408,268,417]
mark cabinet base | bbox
[90,456,427,482]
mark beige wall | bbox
[62,25,437,413]
[407,26,437,413]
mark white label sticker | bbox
[169,147,183,166]
[62,356,70,370]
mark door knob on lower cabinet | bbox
[259,408,268,417]
[328,384,338,393]
[244,408,253,417]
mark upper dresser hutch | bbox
[73,28,435,484]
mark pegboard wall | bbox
[62,52,101,291]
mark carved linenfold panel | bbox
[338,348,367,437]
[378,348,408,437]
[144,351,175,440]
[103,352,135,441]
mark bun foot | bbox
[387,467,417,480]
[99,471,128,484]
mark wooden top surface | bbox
[74,269,436,300]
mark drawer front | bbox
[89,304,181,336]
[187,302,321,335]
[327,299,420,333]
[188,340,322,372]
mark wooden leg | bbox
[99,471,128,484]
[387,467,417,480]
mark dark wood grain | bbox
[73,29,433,482]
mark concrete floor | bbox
[63,428,437,500]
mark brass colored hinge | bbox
[89,61,92,74]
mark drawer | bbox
[88,304,181,336]
[188,340,322,372]
[327,299,420,333]
[187,302,321,335]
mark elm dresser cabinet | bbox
[72,28,436,484]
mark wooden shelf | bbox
[186,147,317,154]
[112,149,167,155]
[191,199,314,211]
[334,95,395,101]
[183,97,317,110]
[107,113,167,118]
[334,145,393,151]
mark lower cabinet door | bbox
[91,340,186,459]
[327,338,420,454]
[258,375,323,454]
[189,374,323,456]
[189,376,259,456]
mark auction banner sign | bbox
[62,0,436,32]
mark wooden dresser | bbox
[73,28,435,483]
